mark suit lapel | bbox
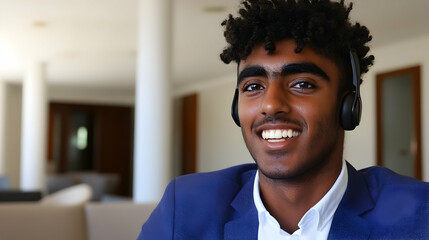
[328,162,374,240]
[224,170,258,240]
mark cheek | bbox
[238,99,259,125]
[297,96,341,129]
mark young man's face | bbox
[238,40,345,180]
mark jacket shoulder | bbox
[357,166,429,192]
[357,166,429,238]
[139,164,257,239]
[172,164,257,207]
[357,166,428,207]
[175,163,257,191]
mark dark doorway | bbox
[181,94,198,175]
[47,102,134,196]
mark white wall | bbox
[196,74,252,172]
[49,85,134,106]
[344,34,429,181]
[0,79,6,175]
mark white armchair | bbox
[40,183,92,206]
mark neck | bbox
[258,137,344,233]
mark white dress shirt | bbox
[253,160,348,240]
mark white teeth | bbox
[261,129,301,140]
[282,130,288,138]
[275,130,282,138]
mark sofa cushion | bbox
[0,203,87,240]
[85,202,156,240]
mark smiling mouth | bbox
[261,129,302,142]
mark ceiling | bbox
[0,0,428,91]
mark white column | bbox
[0,79,6,175]
[20,62,47,191]
[133,0,172,203]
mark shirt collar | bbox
[253,160,348,232]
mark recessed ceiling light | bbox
[203,6,226,13]
[33,21,48,28]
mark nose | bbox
[261,81,290,116]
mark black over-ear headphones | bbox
[231,50,362,130]
[341,50,362,130]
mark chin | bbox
[255,154,320,182]
[256,160,304,181]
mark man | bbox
[139,0,429,239]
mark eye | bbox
[243,83,264,92]
[293,81,316,89]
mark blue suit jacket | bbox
[138,163,429,239]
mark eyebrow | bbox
[282,63,330,81]
[237,62,330,86]
[237,66,267,85]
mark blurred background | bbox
[1,0,429,239]
[0,0,428,208]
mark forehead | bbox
[239,40,340,80]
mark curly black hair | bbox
[220,0,374,88]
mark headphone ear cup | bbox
[231,89,240,126]
[341,92,361,130]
